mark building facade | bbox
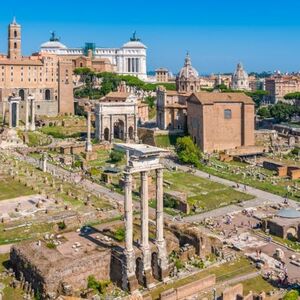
[187,92,255,153]
[0,19,74,118]
[155,68,169,83]
[231,63,250,91]
[265,75,300,103]
[40,32,147,80]
[94,92,138,142]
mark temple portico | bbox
[115,143,169,291]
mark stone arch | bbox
[128,126,134,140]
[14,30,18,38]
[135,257,144,286]
[151,252,160,280]
[45,89,51,101]
[114,119,124,140]
[18,89,25,101]
[287,227,297,240]
[104,128,109,141]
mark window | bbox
[14,30,17,38]
[14,42,17,49]
[224,109,232,119]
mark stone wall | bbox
[159,275,216,300]
[10,241,112,298]
[221,283,243,300]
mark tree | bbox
[283,290,299,300]
[245,90,269,107]
[257,106,271,118]
[175,136,202,167]
[269,102,298,122]
[144,96,155,109]
[284,92,300,100]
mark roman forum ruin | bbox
[116,143,169,291]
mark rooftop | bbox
[277,208,300,219]
[114,143,168,157]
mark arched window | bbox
[80,62,83,67]
[45,89,51,100]
[14,42,17,49]
[14,30,17,38]
[224,109,232,119]
[19,89,25,101]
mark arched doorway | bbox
[45,89,51,100]
[114,119,124,140]
[104,128,109,141]
[18,89,25,101]
[151,252,160,280]
[287,227,297,240]
[135,257,144,286]
[128,126,134,140]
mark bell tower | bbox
[8,17,21,59]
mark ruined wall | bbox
[10,242,112,297]
[221,283,243,300]
[159,275,216,300]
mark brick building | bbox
[0,18,74,117]
[186,92,255,153]
[265,74,300,103]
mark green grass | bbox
[164,171,253,212]
[154,134,180,148]
[240,275,275,295]
[0,254,24,300]
[150,256,255,299]
[198,158,300,201]
[0,222,54,245]
[0,175,34,201]
[40,125,83,139]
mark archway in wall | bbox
[135,257,144,286]
[18,89,25,101]
[114,119,124,140]
[104,128,109,141]
[45,89,51,100]
[287,227,297,240]
[128,126,134,140]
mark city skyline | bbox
[1,0,300,74]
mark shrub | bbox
[175,136,202,167]
[57,221,66,230]
[46,242,56,249]
[283,290,299,300]
[109,149,124,163]
[114,227,125,241]
[87,275,110,294]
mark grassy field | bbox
[164,171,253,212]
[199,159,300,201]
[40,125,85,139]
[240,275,275,295]
[154,134,180,148]
[0,175,34,201]
[150,256,256,299]
[0,254,24,299]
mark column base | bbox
[160,266,170,280]
[29,125,36,132]
[127,274,139,292]
[85,142,92,152]
[144,269,154,287]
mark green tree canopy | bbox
[284,92,300,100]
[175,136,202,167]
[257,106,271,118]
[245,90,269,107]
[283,290,299,300]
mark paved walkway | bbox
[163,159,299,222]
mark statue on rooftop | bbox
[50,31,60,42]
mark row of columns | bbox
[8,95,35,131]
[123,168,168,290]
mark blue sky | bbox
[1,0,300,74]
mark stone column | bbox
[29,97,35,131]
[8,101,12,128]
[155,168,168,279]
[25,98,29,131]
[140,171,152,285]
[110,115,114,142]
[15,101,20,128]
[85,111,92,152]
[125,114,129,142]
[123,172,138,291]
[42,153,47,172]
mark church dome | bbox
[233,62,248,80]
[178,53,199,79]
